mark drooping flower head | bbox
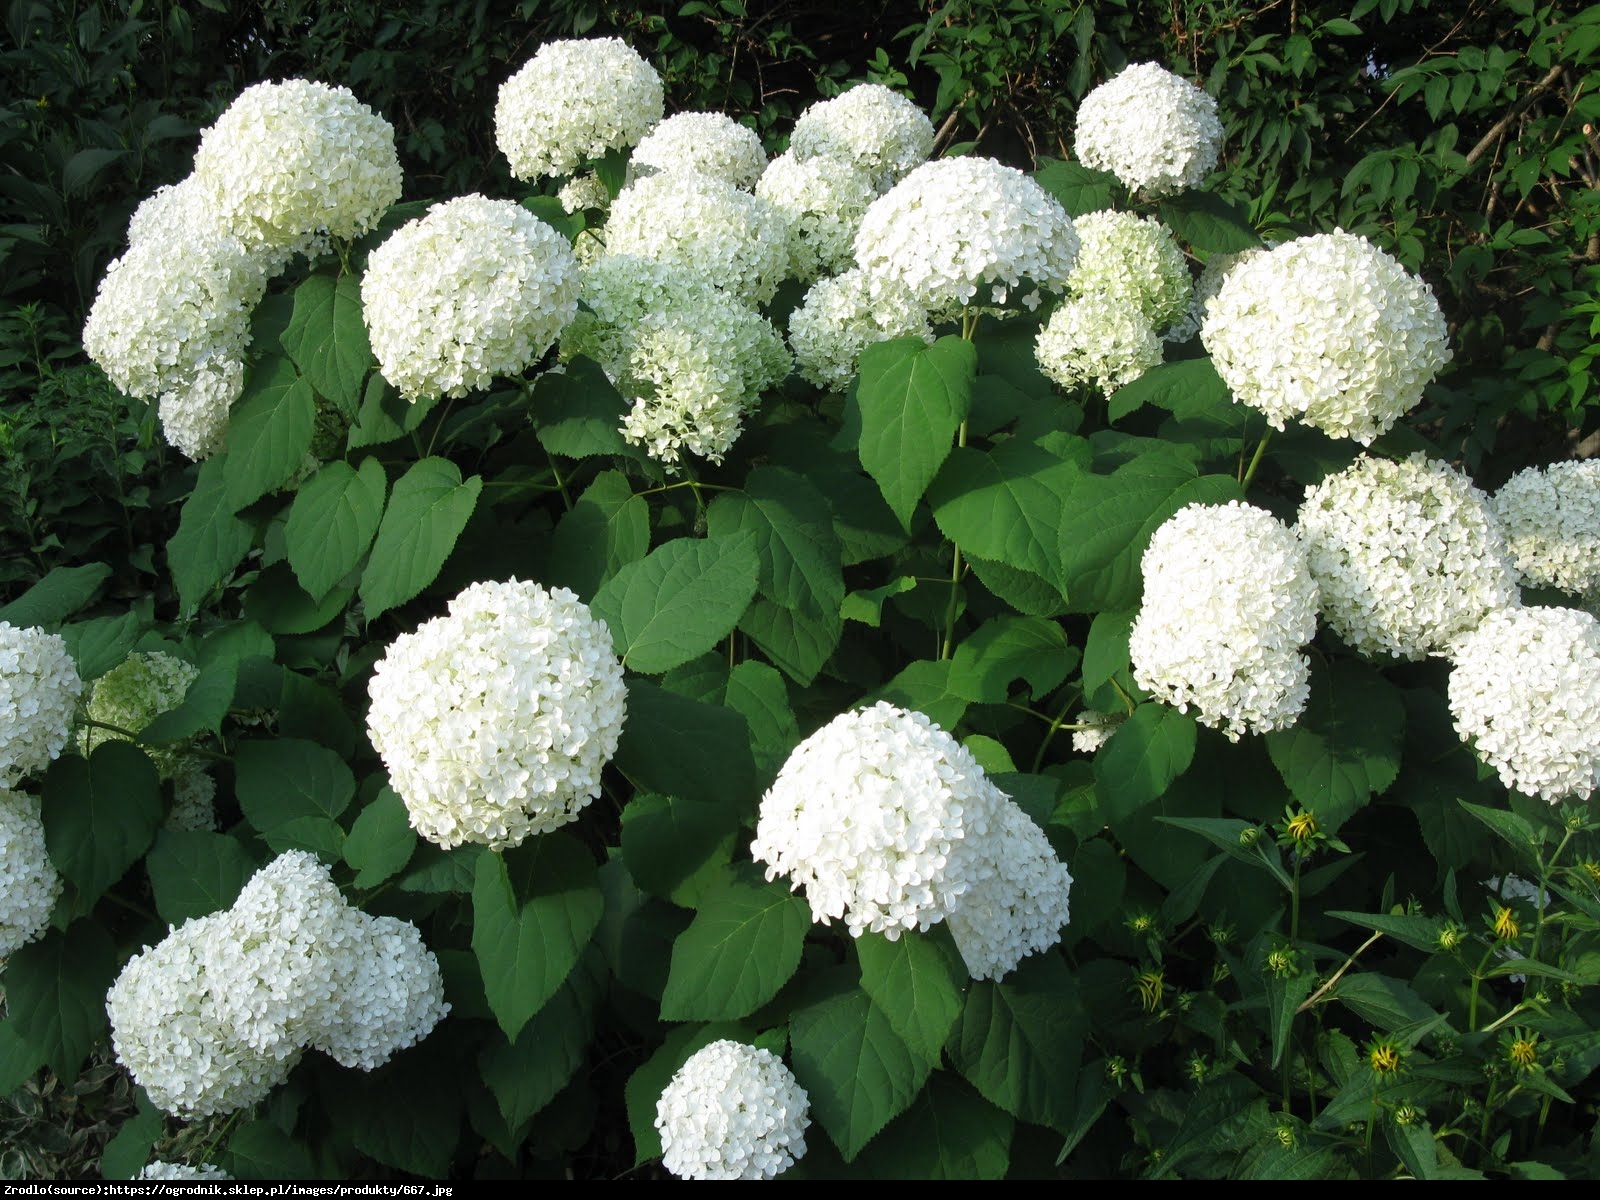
[789,83,935,192]
[1297,454,1519,660]
[81,651,198,775]
[0,787,62,958]
[1448,605,1600,803]
[495,38,663,180]
[1073,62,1222,196]
[1202,230,1451,443]
[655,1041,810,1180]
[193,79,403,251]
[0,623,84,786]
[629,111,768,189]
[755,150,878,283]
[786,267,933,392]
[1130,501,1320,740]
[852,156,1079,319]
[366,579,628,850]
[362,195,580,402]
[1066,209,1194,334]
[1035,292,1163,397]
[1490,458,1600,595]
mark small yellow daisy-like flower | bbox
[1367,1036,1403,1075]
[1133,968,1165,1013]
[1437,923,1463,952]
[1582,861,1600,885]
[1284,809,1317,843]
[1505,1028,1540,1072]
[1493,905,1520,941]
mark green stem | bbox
[1468,945,1498,1032]
[1240,428,1273,489]
[1291,854,1303,944]
[1028,693,1081,773]
[940,420,970,661]
[1532,829,1574,962]
[423,395,458,458]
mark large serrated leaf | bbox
[857,929,968,1062]
[0,563,110,626]
[358,457,482,618]
[620,791,738,902]
[706,466,844,629]
[948,614,1074,703]
[1106,356,1234,423]
[546,469,650,600]
[614,681,757,817]
[222,357,316,511]
[41,741,163,906]
[284,457,387,602]
[168,453,254,615]
[478,949,603,1132]
[342,786,417,890]
[533,355,633,459]
[853,1074,1014,1179]
[1033,157,1121,216]
[1093,702,1197,822]
[1157,191,1262,255]
[659,866,809,1021]
[145,829,259,924]
[234,737,355,836]
[5,923,116,1079]
[280,271,374,416]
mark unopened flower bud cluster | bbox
[655,1040,811,1180]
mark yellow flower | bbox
[1133,968,1165,1013]
[1505,1028,1540,1072]
[1367,1037,1402,1075]
[1284,809,1317,843]
[1493,905,1520,941]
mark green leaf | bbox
[842,577,918,627]
[0,1020,46,1096]
[1157,192,1262,254]
[857,929,968,1062]
[1033,157,1120,216]
[1332,973,1450,1037]
[234,737,356,836]
[223,1120,317,1181]
[790,979,936,1161]
[855,1074,1013,1179]
[705,465,844,625]
[1081,609,1134,695]
[5,923,116,1079]
[343,786,417,890]
[41,741,163,906]
[359,457,482,618]
[928,438,1085,588]
[591,533,760,673]
[284,457,387,602]
[1326,910,1447,954]
[1106,356,1233,423]
[145,829,258,924]
[947,952,1086,1130]
[546,470,650,599]
[1267,970,1318,1068]
[614,681,758,818]
[659,866,810,1021]
[724,660,800,780]
[58,611,143,681]
[99,1094,163,1179]
[138,657,236,744]
[855,335,977,529]
[533,355,633,459]
[1458,801,1543,860]
[1386,1118,1440,1180]
[949,615,1074,703]
[479,949,603,1131]
[471,832,603,1039]
[315,1031,463,1177]
[280,271,374,416]
[964,554,1069,617]
[868,659,970,731]
[0,563,110,626]
[1265,658,1405,832]
[620,791,738,902]
[1093,703,1197,821]
[168,453,254,615]
[739,598,839,686]
[347,372,437,450]
[223,358,316,511]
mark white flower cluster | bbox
[1448,606,1600,802]
[0,623,83,786]
[630,111,768,189]
[751,702,1071,980]
[557,171,611,215]
[1168,246,1266,342]
[366,579,627,850]
[1131,502,1320,740]
[786,268,933,392]
[1490,459,1600,595]
[1297,454,1518,660]
[81,651,198,775]
[755,150,879,283]
[1035,292,1163,397]
[1071,709,1120,754]
[362,195,580,402]
[106,852,448,1117]
[1067,210,1193,333]
[655,1041,810,1180]
[168,765,219,833]
[496,38,664,180]
[193,80,402,250]
[603,171,790,307]
[789,83,934,191]
[138,1162,232,1181]
[1202,230,1451,443]
[0,787,62,958]
[853,156,1080,319]
[1074,62,1222,196]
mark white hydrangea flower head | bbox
[496,37,664,180]
[852,156,1080,320]
[127,175,228,248]
[1490,459,1600,595]
[0,623,84,786]
[362,194,580,402]
[81,651,198,774]
[786,267,933,391]
[754,150,878,283]
[1067,209,1193,333]
[655,1041,810,1180]
[82,230,266,403]
[1071,709,1119,754]
[1167,245,1267,343]
[1201,230,1451,443]
[167,764,219,832]
[557,171,611,215]
[789,83,934,192]
[603,172,791,307]
[1130,501,1320,740]
[629,111,768,190]
[1297,453,1519,660]
[0,787,62,958]
[138,1162,233,1181]
[366,579,628,850]
[312,913,449,1071]
[194,79,403,250]
[1448,605,1600,802]
[1074,62,1222,196]
[562,253,718,377]
[157,355,244,461]
[1035,292,1163,397]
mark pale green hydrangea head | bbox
[629,111,768,190]
[786,267,933,392]
[1036,292,1163,397]
[82,651,199,774]
[1490,459,1600,595]
[755,150,878,283]
[789,83,934,192]
[1067,209,1193,334]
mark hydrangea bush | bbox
[8,29,1600,1185]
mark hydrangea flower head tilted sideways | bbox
[362,195,581,402]
[0,787,63,957]
[1130,501,1320,740]
[1035,292,1163,397]
[366,579,627,850]
[1073,62,1222,196]
[788,82,935,192]
[0,622,84,786]
[751,702,1071,980]
[852,156,1080,320]
[1447,606,1600,803]
[495,37,663,180]
[1296,454,1519,660]
[1201,230,1451,443]
[655,1041,810,1180]
[629,111,768,190]
[192,79,403,252]
[1490,458,1600,595]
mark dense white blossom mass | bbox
[629,111,768,189]
[789,83,935,191]
[1035,292,1163,397]
[755,150,878,282]
[655,1041,811,1180]
[0,787,62,958]
[1490,458,1600,595]
[786,267,933,392]
[1067,209,1194,333]
[1074,62,1223,196]
[0,623,84,786]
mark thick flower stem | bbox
[940,421,970,661]
[1240,428,1272,490]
